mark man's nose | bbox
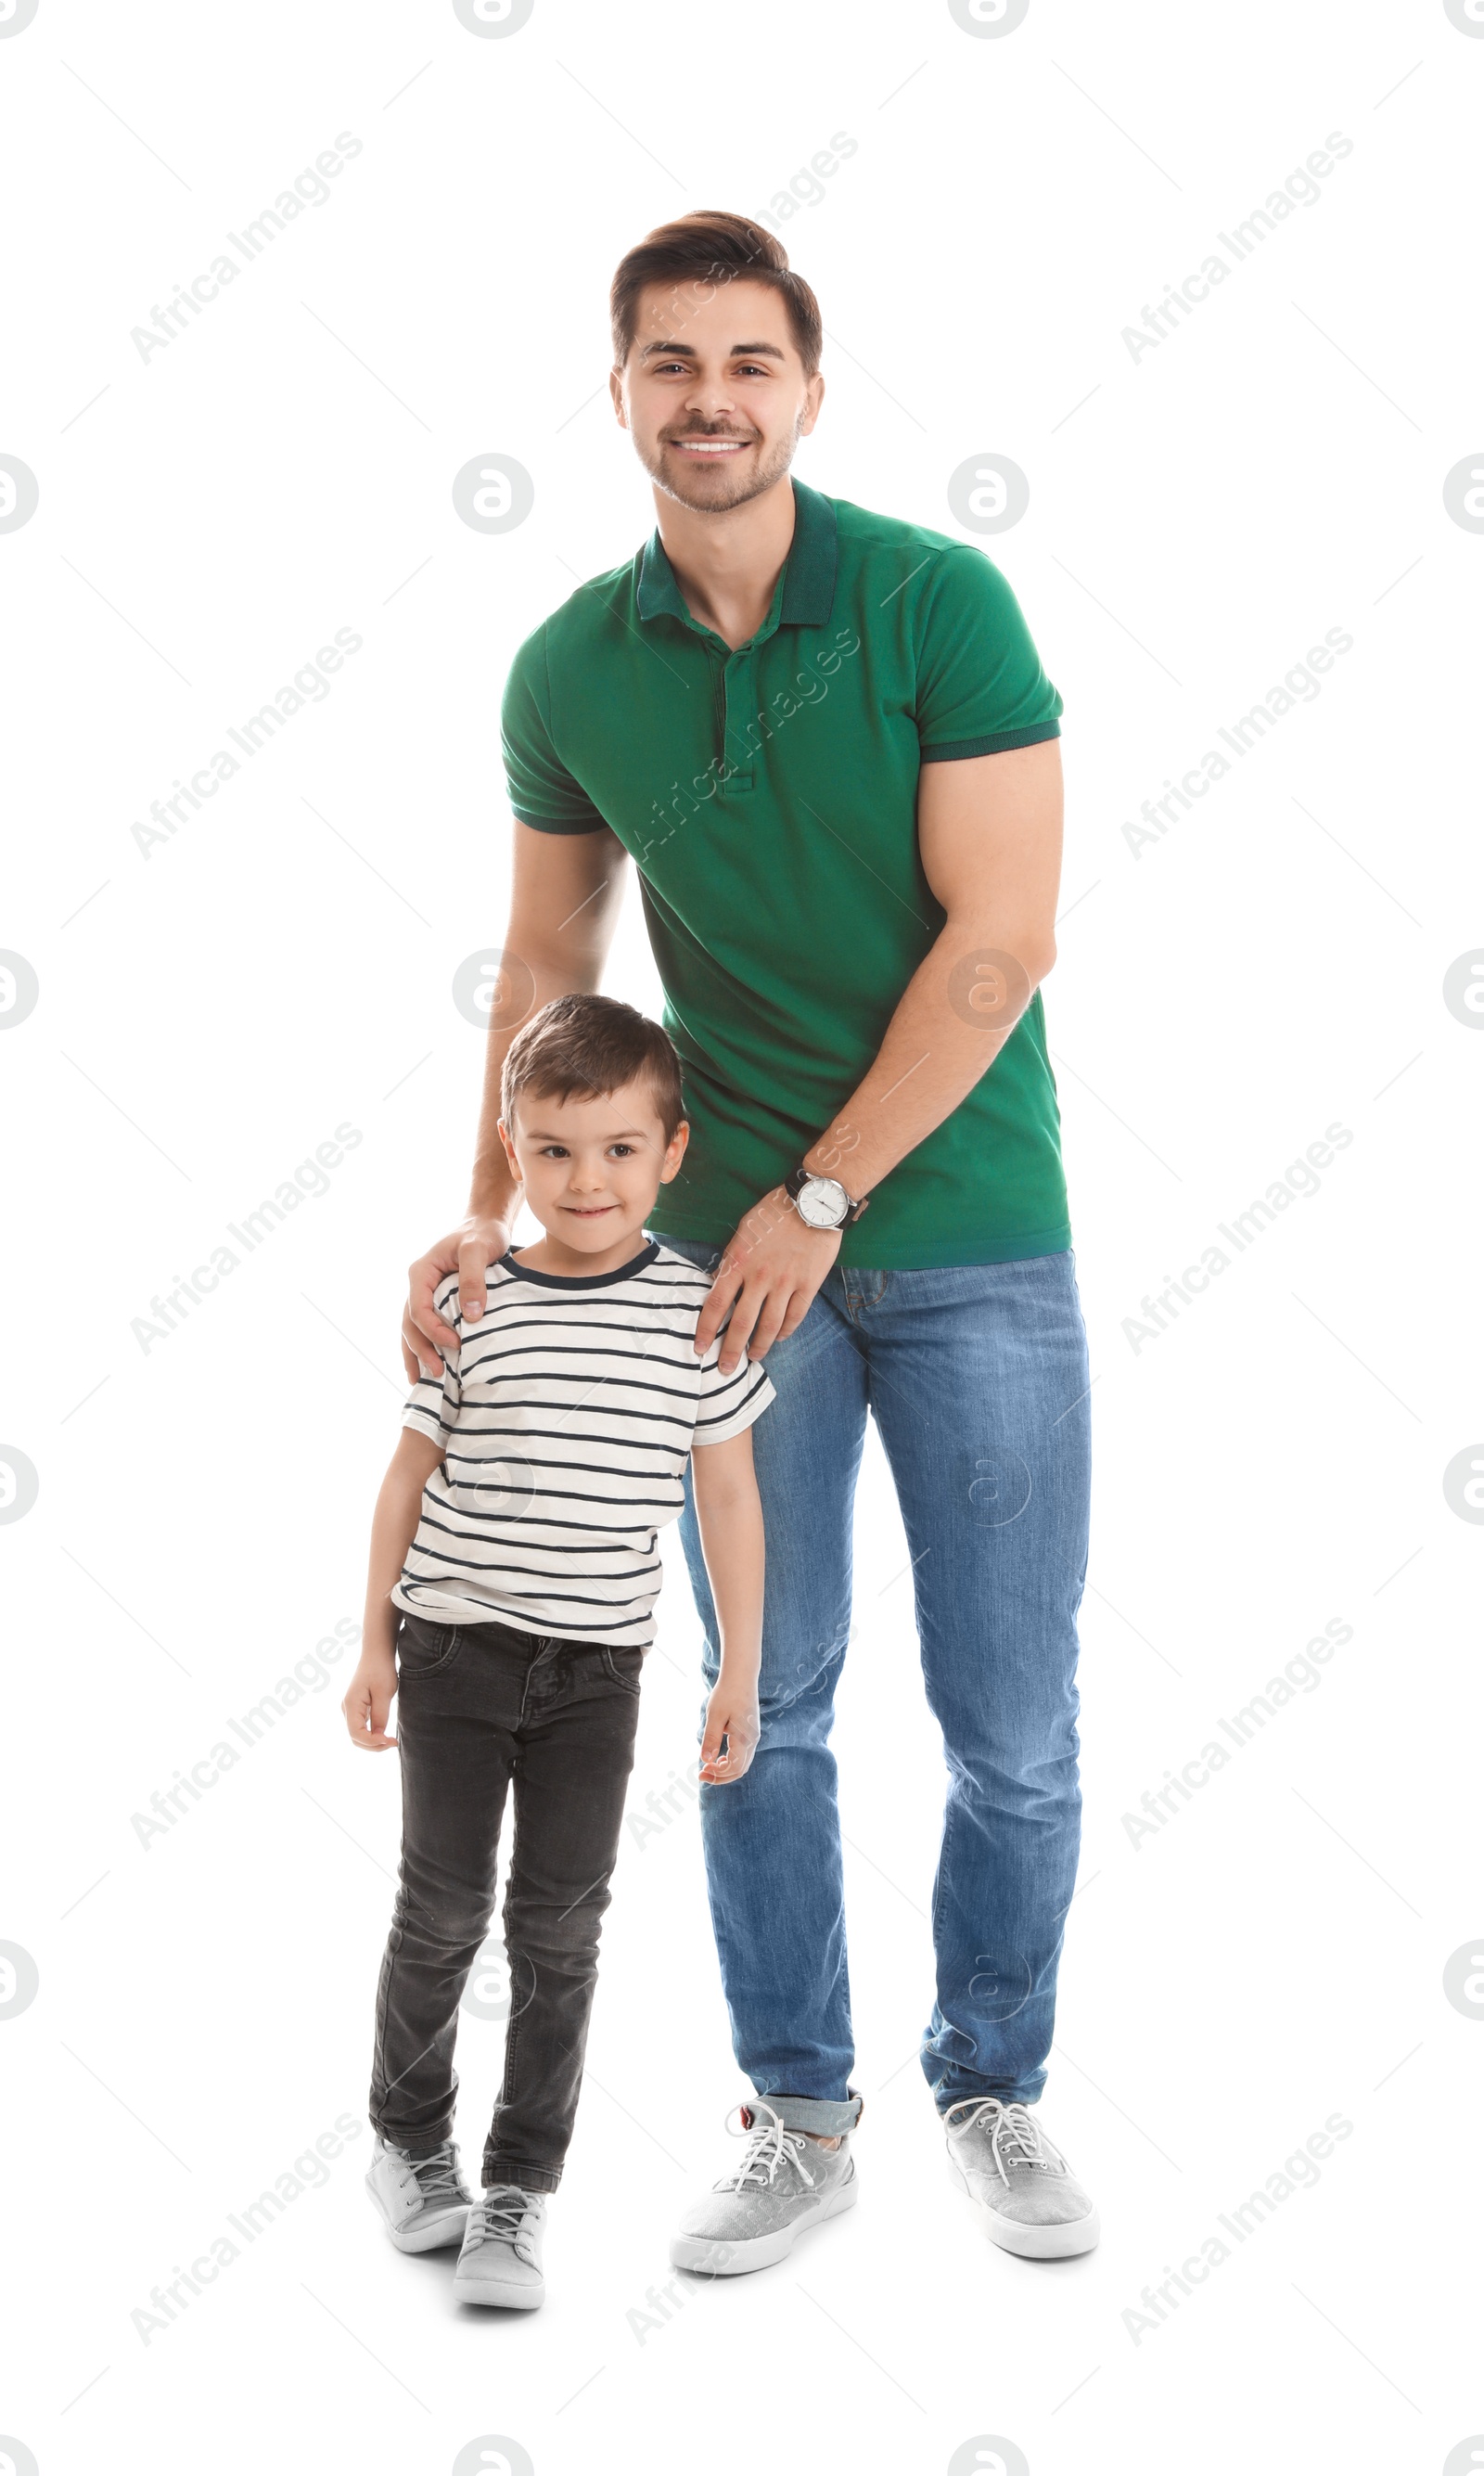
[682,384,740,422]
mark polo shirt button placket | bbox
[721,646,756,801]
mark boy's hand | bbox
[699,1674,760,1785]
[342,1649,400,1751]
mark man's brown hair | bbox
[502,994,685,1144]
[610,210,823,378]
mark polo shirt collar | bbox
[635,479,838,631]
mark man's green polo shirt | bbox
[501,479,1069,1269]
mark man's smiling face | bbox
[610,275,824,514]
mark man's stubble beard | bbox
[636,417,805,515]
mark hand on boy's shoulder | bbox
[454,1214,513,1324]
[403,1212,511,1380]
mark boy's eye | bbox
[540,1146,569,1159]
[609,1144,634,1159]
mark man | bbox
[403,211,1098,2269]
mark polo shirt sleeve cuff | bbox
[511,807,610,835]
[919,721,1062,762]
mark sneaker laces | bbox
[397,2139,467,2208]
[467,2186,540,2260]
[715,2100,818,2194]
[945,2098,1068,2183]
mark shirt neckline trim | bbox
[498,1240,661,1291]
[634,478,838,634]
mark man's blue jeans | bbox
[656,1239,1092,2127]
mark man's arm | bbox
[402,820,629,1379]
[695,738,1064,1371]
[341,1427,444,1749]
[691,1427,765,1784]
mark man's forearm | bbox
[467,827,629,1216]
[467,1008,537,1220]
[800,911,1055,1204]
[467,953,601,1214]
[694,743,1063,1366]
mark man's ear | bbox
[659,1119,690,1184]
[609,366,629,430]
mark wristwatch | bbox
[784,1163,870,1230]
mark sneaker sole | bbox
[947,2157,1101,2258]
[366,2190,470,2254]
[669,2166,859,2277]
[452,2269,544,2310]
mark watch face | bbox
[796,1176,848,1228]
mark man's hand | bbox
[403,1212,513,1382]
[342,1648,399,1751]
[695,1187,840,1372]
[698,1673,761,1784]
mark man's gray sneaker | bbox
[671,2100,859,2276]
[944,2098,1100,2259]
[365,2136,472,2253]
[452,2186,547,2309]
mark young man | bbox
[403,212,1099,2266]
[347,995,772,2307]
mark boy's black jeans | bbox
[369,1608,641,2193]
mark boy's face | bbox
[498,1078,688,1259]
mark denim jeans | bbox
[654,1238,1092,2123]
[368,1609,641,2191]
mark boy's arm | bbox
[342,1428,444,1751]
[690,1427,765,1785]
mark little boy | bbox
[340,994,772,2309]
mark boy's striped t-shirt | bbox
[390,1241,773,1648]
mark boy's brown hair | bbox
[501,994,685,1144]
[609,209,823,378]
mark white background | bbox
[2,2,1481,2471]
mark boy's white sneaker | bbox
[670,2102,859,2276]
[453,2186,547,2309]
[944,2098,1100,2258]
[365,2136,473,2252]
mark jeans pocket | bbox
[396,1612,463,1676]
[601,1646,645,1696]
